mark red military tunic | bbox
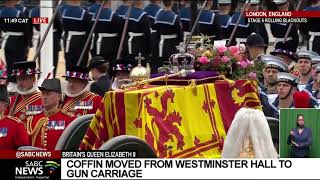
[8,91,43,127]
[62,91,102,118]
[0,116,30,150]
[27,107,75,150]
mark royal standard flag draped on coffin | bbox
[80,80,262,158]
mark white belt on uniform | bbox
[183,31,190,43]
[275,37,293,44]
[159,34,177,57]
[66,31,86,53]
[96,33,118,55]
[235,38,247,45]
[128,32,144,54]
[150,28,156,34]
[1,31,24,49]
[308,31,320,51]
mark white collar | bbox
[17,83,38,96]
[65,82,91,97]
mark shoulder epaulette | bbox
[7,116,23,123]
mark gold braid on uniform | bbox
[27,116,48,147]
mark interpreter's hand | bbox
[290,131,295,136]
[292,141,299,147]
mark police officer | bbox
[61,0,92,69]
[123,0,151,64]
[0,0,33,88]
[62,66,102,118]
[228,0,256,45]
[0,85,29,150]
[295,50,319,91]
[29,2,63,77]
[179,0,191,43]
[216,0,232,45]
[198,0,222,42]
[90,0,123,66]
[301,0,320,54]
[270,0,299,53]
[245,33,267,61]
[7,61,42,127]
[115,0,130,18]
[27,78,75,150]
[152,0,182,73]
[144,0,162,53]
[88,56,111,97]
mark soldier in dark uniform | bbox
[0,0,33,87]
[7,61,43,127]
[144,0,162,55]
[88,56,111,97]
[61,0,92,69]
[295,50,319,91]
[62,66,102,118]
[90,0,123,67]
[87,0,102,15]
[300,0,320,54]
[270,0,299,53]
[216,0,232,45]
[179,0,190,43]
[28,78,75,150]
[115,0,130,18]
[228,0,257,45]
[29,2,63,77]
[152,0,183,73]
[0,85,29,150]
[198,0,222,42]
[122,0,151,65]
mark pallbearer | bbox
[8,61,42,127]
[0,85,29,150]
[62,66,102,118]
[61,0,92,69]
[152,0,182,73]
[28,78,75,150]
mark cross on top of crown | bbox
[177,42,186,53]
[135,53,145,65]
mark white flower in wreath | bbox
[72,72,76,77]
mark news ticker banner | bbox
[0,151,320,180]
[0,17,48,24]
[244,10,320,24]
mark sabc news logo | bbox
[15,161,60,176]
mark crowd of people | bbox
[0,0,319,155]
